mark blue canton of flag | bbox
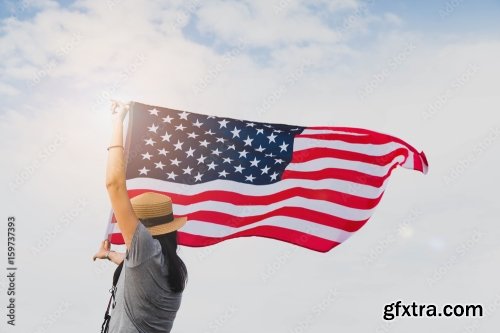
[125,103,305,185]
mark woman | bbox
[93,100,188,332]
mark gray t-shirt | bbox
[108,222,183,333]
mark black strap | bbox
[100,262,124,332]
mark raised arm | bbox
[105,100,138,250]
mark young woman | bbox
[93,100,188,332]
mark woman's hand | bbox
[110,99,130,123]
[93,239,111,261]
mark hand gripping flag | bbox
[105,101,428,252]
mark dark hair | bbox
[152,230,188,293]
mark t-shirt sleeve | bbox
[125,222,162,267]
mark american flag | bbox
[105,101,428,252]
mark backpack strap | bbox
[100,262,124,333]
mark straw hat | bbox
[130,192,187,236]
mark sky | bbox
[0,0,499,332]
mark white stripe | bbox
[286,155,406,176]
[124,184,378,221]
[111,217,353,243]
[180,217,353,243]
[301,129,367,136]
[174,197,371,221]
[126,177,389,200]
[401,153,413,169]
[294,137,407,156]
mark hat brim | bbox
[146,216,187,236]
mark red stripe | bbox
[306,126,426,172]
[109,233,124,244]
[182,208,368,231]
[296,133,394,145]
[290,147,409,166]
[120,186,381,210]
[177,225,341,253]
[282,163,400,187]
[111,200,370,231]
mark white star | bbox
[207,115,216,119]
[234,164,245,173]
[194,172,203,182]
[173,140,184,150]
[199,139,210,147]
[218,170,229,178]
[218,119,230,128]
[182,165,193,175]
[166,171,177,180]
[246,122,255,127]
[260,165,270,174]
[148,108,159,116]
[266,152,276,157]
[212,148,222,156]
[145,138,156,146]
[155,161,165,169]
[187,131,199,139]
[250,157,260,167]
[193,119,203,128]
[216,137,225,143]
[270,172,279,181]
[256,128,264,135]
[243,136,253,146]
[267,133,277,143]
[162,115,173,123]
[148,123,159,133]
[275,158,284,164]
[157,148,168,156]
[185,147,196,157]
[207,161,218,170]
[179,111,189,120]
[273,129,283,133]
[170,158,181,166]
[223,157,233,164]
[255,145,265,152]
[141,152,152,160]
[245,174,255,182]
[161,131,171,142]
[264,124,273,128]
[138,167,150,175]
[279,141,289,152]
[238,150,249,158]
[227,144,236,150]
[197,154,207,164]
[230,127,241,138]
[205,129,215,135]
[175,123,186,131]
